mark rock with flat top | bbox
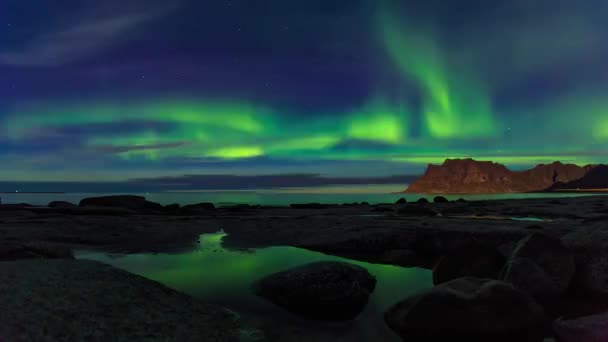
[253,261,376,321]
[79,195,162,211]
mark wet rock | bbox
[417,198,429,204]
[48,201,77,208]
[395,198,407,204]
[253,261,376,321]
[503,233,575,298]
[433,244,505,285]
[397,205,438,217]
[0,242,74,261]
[79,195,162,211]
[554,311,608,342]
[0,259,240,341]
[385,277,547,342]
[433,196,449,203]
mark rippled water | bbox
[77,233,433,341]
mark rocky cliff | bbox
[405,159,597,194]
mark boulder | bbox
[503,233,575,298]
[385,277,547,342]
[433,244,505,285]
[0,259,240,341]
[433,196,449,203]
[395,198,407,204]
[48,201,77,208]
[554,311,608,342]
[79,195,162,211]
[253,261,376,321]
[563,227,608,293]
[417,198,430,204]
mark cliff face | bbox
[405,159,596,194]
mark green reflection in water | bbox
[77,233,432,341]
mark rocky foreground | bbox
[0,259,240,341]
[3,194,608,340]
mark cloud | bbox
[0,3,179,67]
[90,142,186,154]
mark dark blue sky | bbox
[1,0,607,182]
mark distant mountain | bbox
[548,165,608,191]
[405,158,600,194]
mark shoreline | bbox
[0,194,605,255]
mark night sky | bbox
[1,0,608,182]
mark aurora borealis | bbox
[1,0,608,181]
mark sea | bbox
[0,183,598,206]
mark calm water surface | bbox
[77,233,432,341]
[0,183,600,206]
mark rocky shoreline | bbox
[3,194,608,340]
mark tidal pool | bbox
[77,233,432,341]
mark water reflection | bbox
[77,233,432,341]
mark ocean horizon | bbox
[0,183,598,206]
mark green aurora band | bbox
[2,2,608,178]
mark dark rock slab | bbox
[48,201,77,208]
[0,259,240,341]
[503,233,575,298]
[79,195,162,211]
[0,242,74,261]
[554,311,608,342]
[385,277,547,342]
[253,261,376,321]
[433,244,505,285]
